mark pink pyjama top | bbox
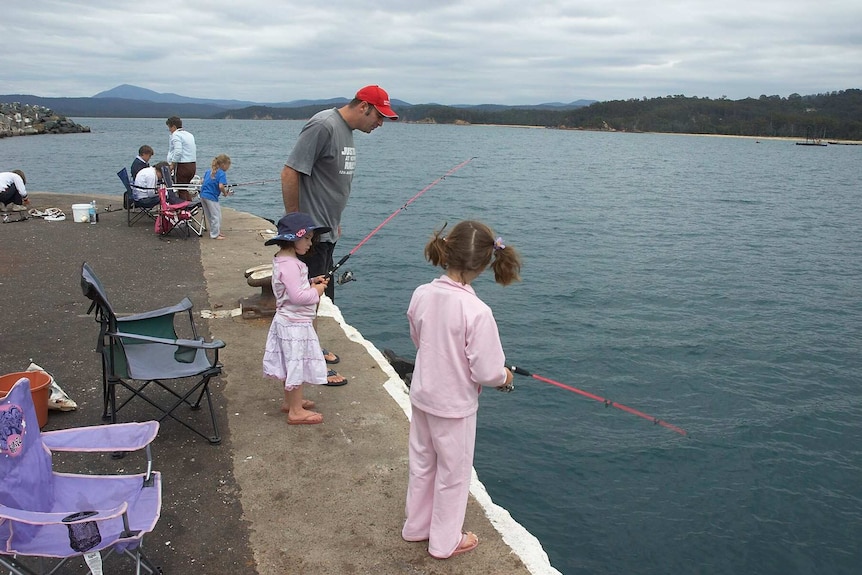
[407,275,508,418]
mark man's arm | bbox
[166,134,178,172]
[12,174,28,203]
[281,164,301,213]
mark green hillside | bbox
[3,88,860,140]
[215,89,862,140]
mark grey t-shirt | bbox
[284,108,355,243]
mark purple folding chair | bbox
[0,377,162,574]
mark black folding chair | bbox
[117,167,159,227]
[81,262,224,444]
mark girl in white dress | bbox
[262,213,331,425]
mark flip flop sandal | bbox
[324,369,348,386]
[449,532,479,557]
[28,209,47,217]
[45,208,63,217]
[44,213,66,222]
[280,400,316,411]
[322,348,340,364]
[287,412,323,425]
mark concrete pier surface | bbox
[0,192,560,575]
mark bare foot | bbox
[281,399,315,412]
[287,410,323,425]
[450,532,479,557]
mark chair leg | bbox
[110,376,221,444]
[105,376,120,423]
[125,544,162,575]
[205,386,221,444]
[194,379,221,444]
[173,378,220,444]
[101,356,110,420]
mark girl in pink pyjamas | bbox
[402,220,521,559]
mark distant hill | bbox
[93,84,260,109]
[0,94,225,119]
[92,84,411,110]
[0,85,593,119]
[21,86,861,141]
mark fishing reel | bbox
[336,270,356,285]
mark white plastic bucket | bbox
[71,204,90,223]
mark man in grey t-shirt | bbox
[281,84,397,384]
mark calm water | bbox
[3,119,862,574]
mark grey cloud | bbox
[2,0,860,104]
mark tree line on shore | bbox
[3,88,859,140]
[217,88,862,140]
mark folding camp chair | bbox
[80,262,224,444]
[155,185,193,239]
[160,166,205,237]
[0,377,162,575]
[118,167,159,227]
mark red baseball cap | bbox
[355,85,398,120]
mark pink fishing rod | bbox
[325,157,477,279]
[507,364,687,436]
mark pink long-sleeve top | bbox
[407,275,508,418]
[272,256,319,322]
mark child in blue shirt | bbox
[200,154,231,239]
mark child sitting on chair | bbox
[133,162,169,209]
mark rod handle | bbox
[325,253,351,279]
[507,364,533,377]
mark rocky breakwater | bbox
[0,102,90,138]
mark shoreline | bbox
[411,121,862,143]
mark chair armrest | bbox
[0,502,128,525]
[165,199,192,209]
[117,297,193,322]
[110,331,226,350]
[41,421,159,453]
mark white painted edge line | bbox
[318,296,562,575]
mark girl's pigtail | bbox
[490,238,522,286]
[424,223,449,268]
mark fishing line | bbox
[228,178,280,187]
[325,156,477,280]
[507,364,687,436]
[225,178,280,196]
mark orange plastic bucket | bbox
[0,371,52,428]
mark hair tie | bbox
[493,237,505,251]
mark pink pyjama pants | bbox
[402,407,477,558]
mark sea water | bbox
[3,119,861,574]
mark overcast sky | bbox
[3,0,860,105]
